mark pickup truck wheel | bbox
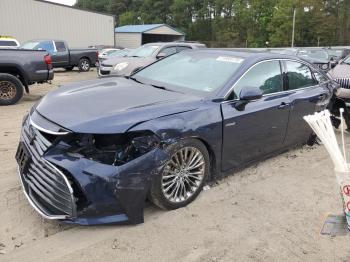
[78,58,90,72]
[0,73,24,106]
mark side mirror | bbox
[239,87,263,101]
[156,52,167,59]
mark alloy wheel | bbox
[81,60,89,71]
[161,147,205,203]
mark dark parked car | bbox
[328,54,350,88]
[98,42,206,77]
[21,40,98,72]
[296,48,332,71]
[16,50,334,225]
[0,49,53,105]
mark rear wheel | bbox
[149,138,209,210]
[0,73,24,105]
[78,58,90,72]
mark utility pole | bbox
[291,8,296,47]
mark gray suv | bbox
[98,42,206,77]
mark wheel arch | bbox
[0,65,28,91]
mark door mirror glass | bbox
[240,86,263,100]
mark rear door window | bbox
[55,41,67,52]
[286,61,317,90]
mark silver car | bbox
[98,42,206,77]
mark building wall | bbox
[145,26,183,36]
[0,0,115,47]
[115,33,142,49]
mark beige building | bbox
[115,24,185,49]
[0,0,115,47]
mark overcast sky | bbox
[47,0,76,6]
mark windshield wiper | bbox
[150,84,180,93]
[128,76,144,84]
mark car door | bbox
[283,60,331,146]
[221,60,291,171]
[52,41,69,67]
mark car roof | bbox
[189,48,299,60]
[143,42,204,47]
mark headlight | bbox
[113,62,129,71]
[67,131,159,166]
[321,64,328,70]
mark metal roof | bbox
[115,24,184,35]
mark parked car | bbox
[0,49,53,105]
[325,47,350,64]
[328,54,350,88]
[98,48,131,63]
[268,48,298,56]
[16,50,334,225]
[0,36,20,49]
[296,48,332,71]
[98,48,120,60]
[21,40,98,72]
[98,42,206,77]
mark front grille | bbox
[16,117,76,219]
[334,78,350,89]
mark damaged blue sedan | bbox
[16,50,334,225]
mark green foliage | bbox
[75,0,350,47]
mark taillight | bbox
[96,51,99,59]
[44,54,52,69]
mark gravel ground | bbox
[1,68,350,262]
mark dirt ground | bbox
[1,68,350,262]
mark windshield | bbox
[110,49,130,57]
[127,45,160,58]
[297,49,329,60]
[134,52,243,94]
[21,41,40,49]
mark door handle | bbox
[277,102,290,109]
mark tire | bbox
[0,73,24,106]
[78,58,91,72]
[65,66,74,71]
[149,138,210,210]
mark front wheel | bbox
[0,73,24,105]
[149,138,210,210]
[78,58,90,72]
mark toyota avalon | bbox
[16,50,334,225]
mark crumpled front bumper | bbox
[16,116,169,225]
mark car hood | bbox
[328,64,350,79]
[102,56,156,76]
[35,78,201,134]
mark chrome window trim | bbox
[30,118,69,135]
[223,58,321,101]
